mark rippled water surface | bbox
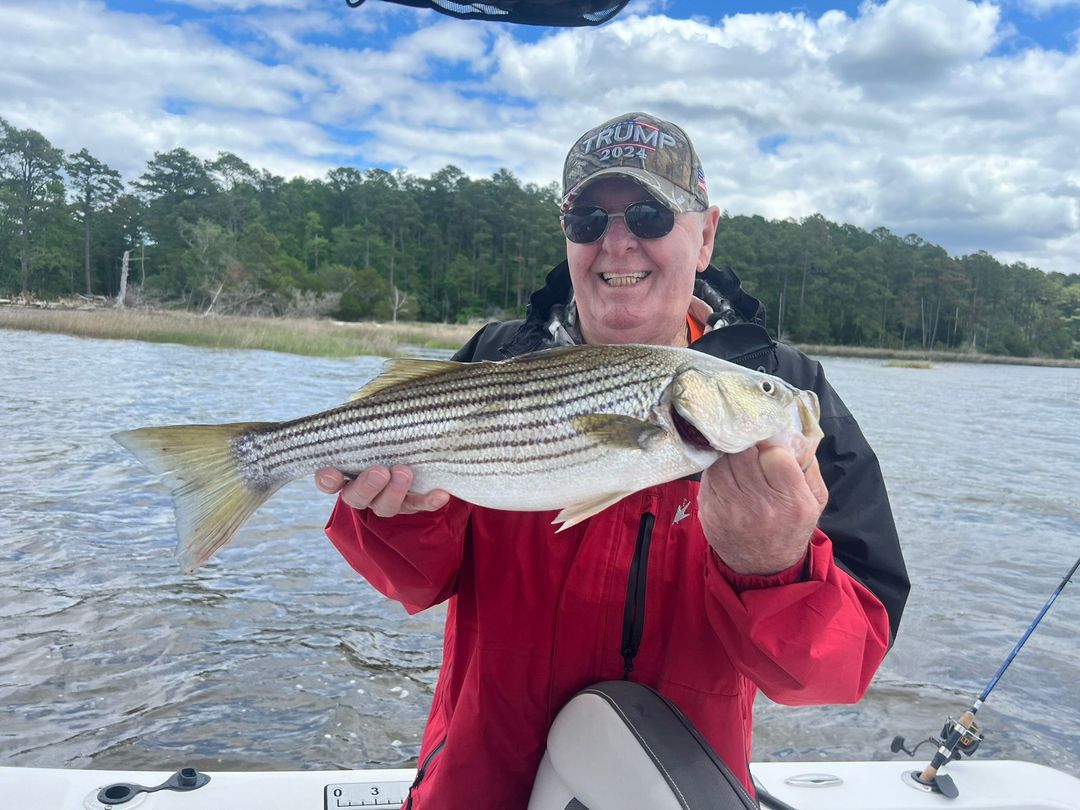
[1,329,1078,776]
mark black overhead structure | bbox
[345,0,631,27]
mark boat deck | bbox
[2,759,1077,809]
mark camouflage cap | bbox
[560,112,709,213]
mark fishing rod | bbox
[891,554,1080,799]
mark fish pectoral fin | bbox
[571,413,665,450]
[553,492,634,531]
[348,358,465,401]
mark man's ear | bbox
[696,207,720,273]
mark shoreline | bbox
[795,343,1080,368]
[2,304,1078,368]
[0,305,479,359]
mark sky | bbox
[1,0,1079,275]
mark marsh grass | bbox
[0,306,482,358]
[5,306,1078,367]
[883,359,933,369]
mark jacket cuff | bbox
[711,530,825,590]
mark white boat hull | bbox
[2,760,1077,810]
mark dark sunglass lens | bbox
[563,206,608,243]
[624,201,675,239]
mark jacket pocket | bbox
[403,736,446,810]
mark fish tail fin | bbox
[113,422,280,572]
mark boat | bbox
[4,680,1078,810]
[3,759,1079,810]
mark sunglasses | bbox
[561,200,676,244]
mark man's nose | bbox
[600,213,637,250]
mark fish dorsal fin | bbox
[505,345,583,364]
[348,357,466,401]
[348,347,581,402]
[571,413,665,450]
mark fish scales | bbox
[242,351,669,482]
[243,377,655,482]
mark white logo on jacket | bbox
[673,499,691,525]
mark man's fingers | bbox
[315,467,345,494]
[723,444,766,497]
[400,489,452,514]
[804,456,829,509]
[365,466,414,517]
[321,464,450,517]
[757,444,809,495]
[337,466,389,510]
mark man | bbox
[315,112,909,808]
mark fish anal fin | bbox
[348,358,465,401]
[572,413,665,450]
[553,491,634,531]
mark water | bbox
[1,329,1078,777]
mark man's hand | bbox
[697,444,829,576]
[314,466,450,517]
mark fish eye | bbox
[759,380,775,395]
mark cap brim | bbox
[562,167,700,213]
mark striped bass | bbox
[114,344,823,572]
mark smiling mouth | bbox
[601,272,649,287]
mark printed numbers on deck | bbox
[325,780,411,807]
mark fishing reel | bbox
[891,715,982,762]
[891,714,984,799]
[940,716,983,758]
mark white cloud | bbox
[1,0,1078,274]
[0,0,327,177]
[480,1,1079,272]
[829,0,1001,85]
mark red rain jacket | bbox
[325,479,891,809]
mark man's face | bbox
[565,177,719,347]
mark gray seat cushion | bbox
[529,681,758,810]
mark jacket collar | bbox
[500,262,772,364]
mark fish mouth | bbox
[671,390,823,460]
[671,406,713,451]
[786,391,824,470]
[600,271,649,287]
[793,391,823,443]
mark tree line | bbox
[2,117,1077,358]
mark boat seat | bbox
[528,681,757,810]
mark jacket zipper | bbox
[403,736,446,809]
[621,512,656,678]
